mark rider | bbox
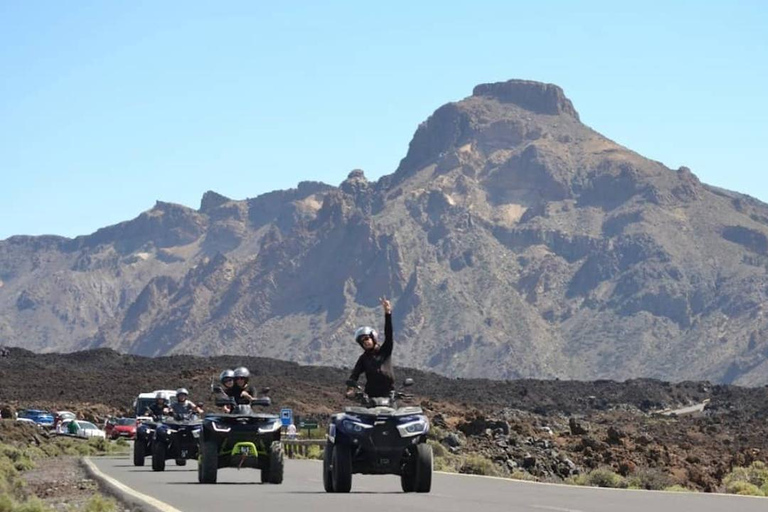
[216,369,235,412]
[229,367,257,404]
[347,297,394,399]
[145,391,170,419]
[170,388,203,418]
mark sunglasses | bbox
[223,378,234,383]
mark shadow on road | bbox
[166,482,264,486]
[287,491,403,495]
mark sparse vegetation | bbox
[626,467,674,490]
[0,421,129,511]
[83,495,117,512]
[569,467,627,488]
[458,454,502,477]
[724,461,768,497]
[663,485,694,492]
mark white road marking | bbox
[531,506,585,512]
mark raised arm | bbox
[379,297,393,359]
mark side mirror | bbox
[252,397,271,407]
[345,379,360,389]
[403,378,414,387]
[260,387,271,395]
[212,385,223,393]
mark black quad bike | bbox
[133,419,157,467]
[323,378,432,493]
[151,413,203,471]
[197,393,284,484]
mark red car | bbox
[105,417,137,439]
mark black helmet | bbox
[233,367,250,382]
[354,326,377,347]
[219,369,235,383]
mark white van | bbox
[133,389,177,418]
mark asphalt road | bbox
[90,455,767,512]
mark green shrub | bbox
[38,445,60,458]
[664,485,694,492]
[565,473,589,486]
[433,453,460,473]
[427,439,447,458]
[13,496,51,512]
[726,481,765,497]
[21,448,44,461]
[582,468,627,488]
[83,495,117,512]
[305,445,323,460]
[459,454,500,477]
[626,467,673,490]
[86,438,107,453]
[0,447,23,463]
[0,493,15,512]
[724,461,768,490]
[428,426,446,442]
[115,438,129,448]
[510,470,537,482]
[11,459,33,473]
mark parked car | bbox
[16,417,43,428]
[18,409,54,427]
[63,420,106,439]
[105,417,137,439]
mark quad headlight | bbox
[258,420,282,433]
[342,420,371,433]
[397,418,429,437]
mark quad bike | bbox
[197,392,284,484]
[151,412,203,471]
[133,417,157,466]
[323,378,432,493]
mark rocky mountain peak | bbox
[472,79,580,120]
[199,190,232,213]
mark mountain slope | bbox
[3,79,768,384]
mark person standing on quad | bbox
[229,367,257,404]
[170,388,203,418]
[347,297,394,399]
[145,392,170,419]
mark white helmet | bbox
[354,326,378,348]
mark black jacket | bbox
[349,312,394,397]
[225,384,257,405]
[145,403,167,419]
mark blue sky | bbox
[1,1,766,239]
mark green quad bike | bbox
[197,394,284,484]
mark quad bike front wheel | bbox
[323,444,334,492]
[198,438,218,484]
[261,441,284,484]
[332,444,352,493]
[133,440,145,467]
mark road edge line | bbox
[81,457,184,512]
[433,471,766,500]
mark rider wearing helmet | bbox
[215,369,236,412]
[145,391,170,419]
[347,297,394,398]
[171,387,203,417]
[229,366,257,404]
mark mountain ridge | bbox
[3,79,768,385]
